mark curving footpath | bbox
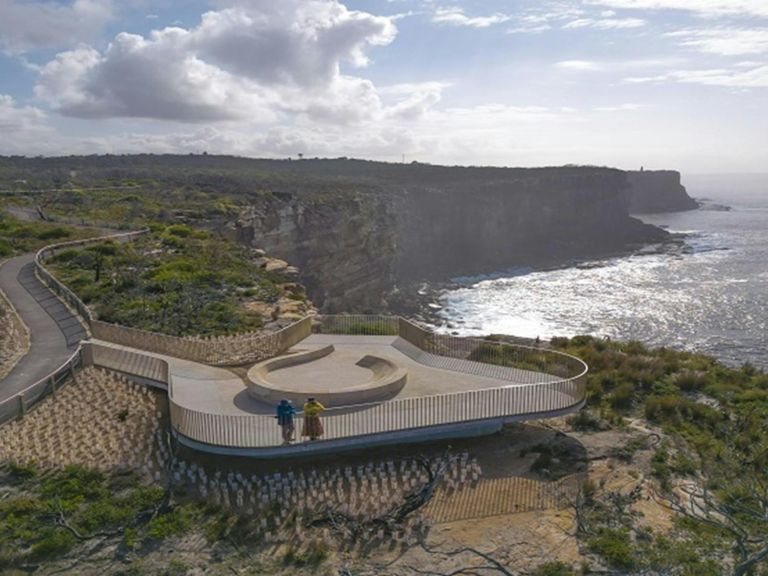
[0,254,87,402]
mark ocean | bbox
[436,174,768,369]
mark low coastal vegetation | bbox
[549,335,768,575]
[0,210,95,257]
[0,463,198,569]
[45,225,307,336]
[0,156,365,230]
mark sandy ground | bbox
[0,287,29,381]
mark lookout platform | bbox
[84,317,587,457]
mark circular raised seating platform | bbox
[246,345,407,407]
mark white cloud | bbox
[674,66,768,86]
[194,3,395,86]
[556,60,602,71]
[667,28,768,56]
[0,94,46,130]
[0,0,113,54]
[624,74,670,83]
[563,17,646,29]
[506,24,552,34]
[593,103,642,111]
[34,1,424,124]
[432,7,511,28]
[584,0,768,18]
[0,95,56,153]
[508,5,640,34]
[625,64,768,87]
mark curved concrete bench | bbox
[247,346,407,407]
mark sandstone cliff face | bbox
[233,164,669,312]
[235,193,398,313]
[626,170,699,213]
[394,170,665,282]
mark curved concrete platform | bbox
[246,344,407,407]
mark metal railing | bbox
[314,315,585,383]
[170,371,586,449]
[0,348,83,426]
[34,229,150,327]
[1,326,587,450]
[90,316,312,366]
[313,314,399,336]
[169,315,588,449]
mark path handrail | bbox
[169,371,586,448]
[0,348,83,426]
[34,228,150,327]
[316,314,588,382]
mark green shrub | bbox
[531,451,552,474]
[7,461,37,481]
[147,506,194,540]
[165,224,194,237]
[567,410,604,431]
[651,447,671,489]
[28,528,75,560]
[671,453,698,476]
[283,541,328,566]
[609,382,634,411]
[35,227,71,241]
[588,528,635,570]
[675,371,709,392]
[534,561,576,576]
[326,322,398,336]
[42,465,107,505]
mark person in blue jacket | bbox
[276,399,297,444]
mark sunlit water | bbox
[437,181,768,368]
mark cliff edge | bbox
[234,161,670,311]
[626,170,698,213]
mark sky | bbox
[0,0,766,173]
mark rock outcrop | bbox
[626,170,698,213]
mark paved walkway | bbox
[0,254,87,401]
